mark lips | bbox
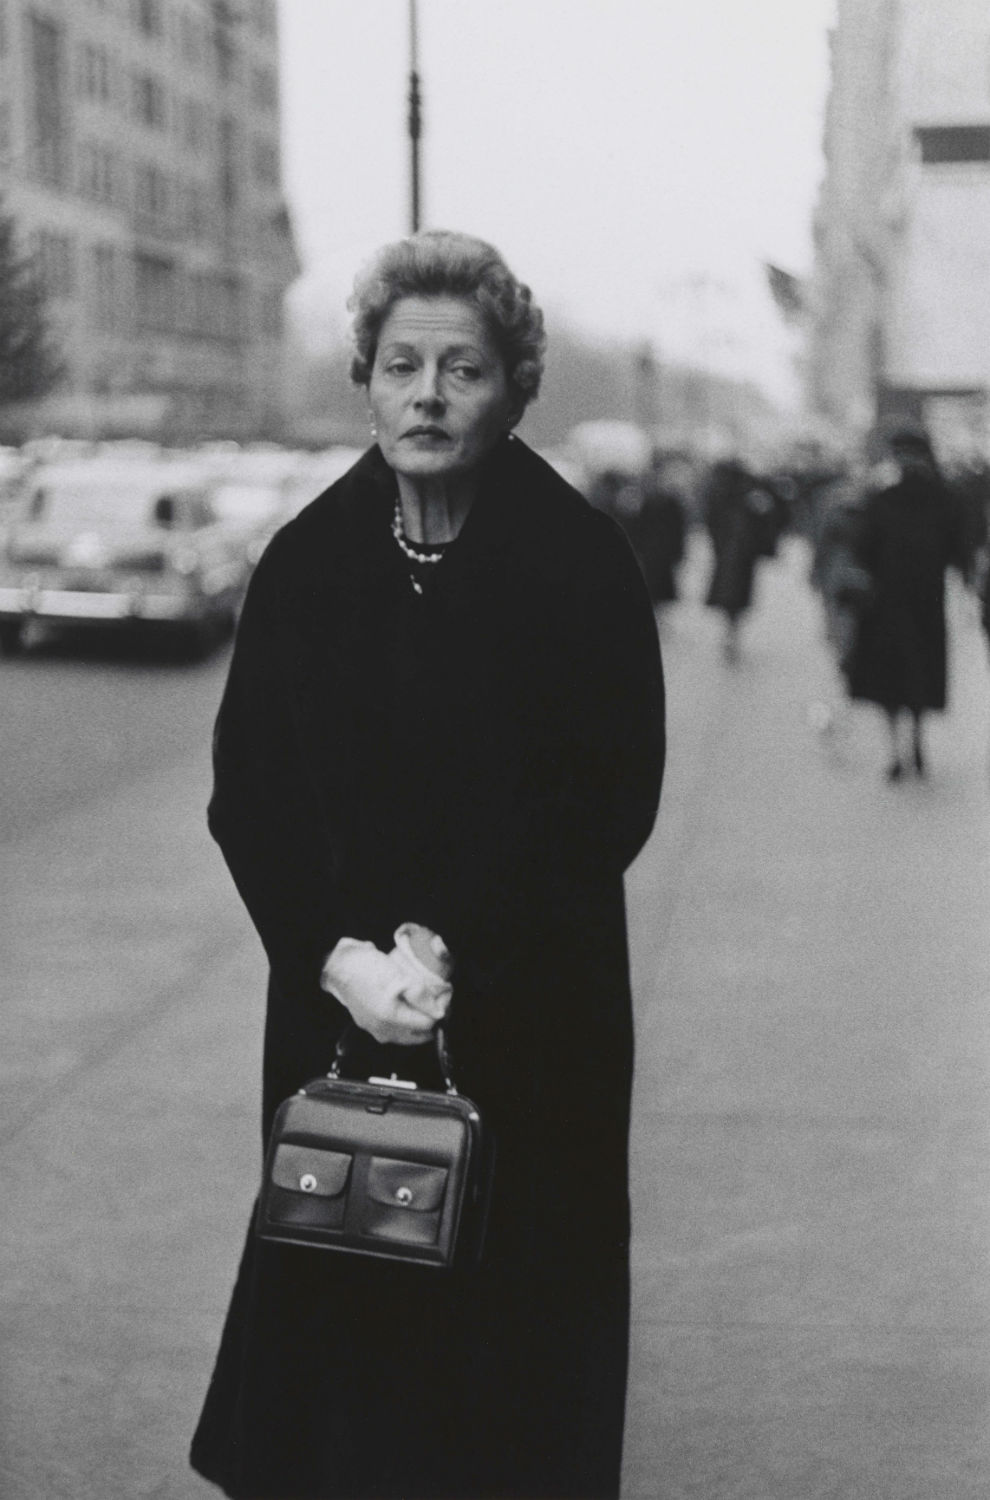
[403,426,450,439]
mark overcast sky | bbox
[278,0,836,404]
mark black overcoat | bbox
[847,470,963,713]
[703,463,777,619]
[626,490,686,605]
[190,436,666,1500]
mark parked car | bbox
[191,446,313,566]
[281,446,365,518]
[0,457,250,656]
[208,479,295,565]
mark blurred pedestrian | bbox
[810,465,871,674]
[703,457,781,661]
[189,230,665,1500]
[846,423,966,780]
[587,464,643,527]
[778,438,847,547]
[634,450,688,610]
[805,464,871,732]
[943,445,990,589]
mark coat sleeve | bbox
[207,538,346,1020]
[424,514,666,992]
[534,515,666,879]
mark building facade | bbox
[810,0,990,452]
[0,0,299,439]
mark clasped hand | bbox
[320,926,453,1046]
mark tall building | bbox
[0,0,299,439]
[809,0,990,452]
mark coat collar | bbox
[313,433,554,602]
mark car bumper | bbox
[0,585,218,627]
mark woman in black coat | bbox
[847,427,964,779]
[631,455,687,610]
[703,458,780,661]
[189,230,666,1500]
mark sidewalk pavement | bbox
[0,535,988,1498]
[622,538,990,1498]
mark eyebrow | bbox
[380,341,486,357]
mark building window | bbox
[251,64,277,112]
[216,272,241,340]
[218,115,239,210]
[171,266,188,331]
[134,71,167,129]
[135,160,169,223]
[189,268,209,332]
[79,140,116,204]
[93,243,118,329]
[253,0,276,38]
[915,125,990,164]
[35,229,75,297]
[182,95,208,151]
[136,0,163,39]
[134,250,174,330]
[80,43,112,102]
[183,180,207,239]
[28,11,69,188]
[185,269,240,342]
[179,12,199,66]
[214,15,238,86]
[252,135,278,187]
[260,287,282,339]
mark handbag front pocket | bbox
[266,1143,352,1230]
[362,1157,448,1246]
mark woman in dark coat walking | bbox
[703,458,780,661]
[189,230,666,1500]
[632,453,687,610]
[847,425,964,779]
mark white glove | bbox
[388,923,453,1022]
[320,937,436,1046]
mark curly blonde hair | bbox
[348,230,546,411]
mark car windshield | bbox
[25,480,165,529]
[211,485,283,522]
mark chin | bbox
[393,452,466,480]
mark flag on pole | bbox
[764,262,805,323]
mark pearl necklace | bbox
[391,497,447,594]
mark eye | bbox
[449,362,481,381]
[383,357,415,376]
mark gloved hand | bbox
[320,937,437,1046]
[388,923,453,1023]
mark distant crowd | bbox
[578,418,989,781]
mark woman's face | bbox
[368,296,518,483]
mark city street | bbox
[2,534,989,1499]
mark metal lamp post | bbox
[408,0,422,233]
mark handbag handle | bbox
[328,1021,458,1096]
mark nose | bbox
[412,363,445,412]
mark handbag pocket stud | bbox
[394,1186,414,1207]
[299,1174,318,1193]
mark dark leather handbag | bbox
[257,1027,493,1270]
